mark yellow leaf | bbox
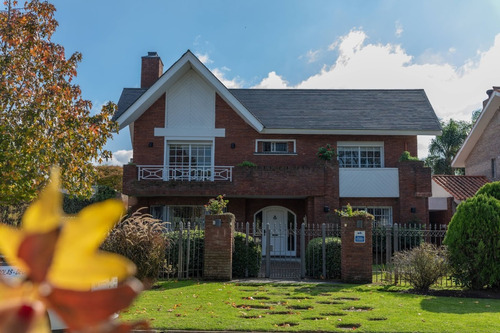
[22,169,62,233]
[0,225,28,273]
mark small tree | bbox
[444,194,500,289]
[425,119,471,175]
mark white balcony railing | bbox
[137,165,233,182]
[339,168,399,198]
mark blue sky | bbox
[49,0,500,164]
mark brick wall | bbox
[132,94,165,165]
[204,214,235,280]
[341,216,372,283]
[398,161,431,224]
[465,108,500,181]
[214,94,418,168]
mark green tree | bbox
[0,0,117,204]
[425,119,471,175]
[96,165,123,192]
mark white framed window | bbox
[166,141,214,181]
[255,139,296,155]
[350,206,393,226]
[337,142,384,168]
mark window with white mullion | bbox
[167,142,213,180]
[338,144,383,168]
[350,206,392,226]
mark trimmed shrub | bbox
[101,210,167,287]
[476,181,500,201]
[444,194,500,289]
[393,243,448,291]
[305,237,341,279]
[232,232,262,278]
[399,150,420,162]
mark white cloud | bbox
[395,21,404,38]
[303,49,321,63]
[98,149,133,166]
[195,52,213,65]
[254,29,500,157]
[211,67,243,88]
[252,71,289,89]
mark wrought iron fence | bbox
[161,220,455,287]
[160,221,205,280]
[372,223,455,287]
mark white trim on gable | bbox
[115,51,264,133]
[154,127,225,138]
[452,91,500,168]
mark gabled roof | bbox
[452,91,500,167]
[113,50,264,132]
[432,175,489,201]
[230,89,441,134]
[113,51,441,136]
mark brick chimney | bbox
[141,52,164,88]
[483,86,500,108]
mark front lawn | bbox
[120,280,500,332]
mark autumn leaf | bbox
[0,170,149,332]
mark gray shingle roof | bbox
[229,89,441,131]
[114,88,441,132]
[113,88,146,121]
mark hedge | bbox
[305,237,341,279]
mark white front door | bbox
[261,207,296,256]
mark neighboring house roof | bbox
[452,91,500,167]
[432,175,489,201]
[114,51,441,136]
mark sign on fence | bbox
[354,230,365,243]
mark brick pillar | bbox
[204,213,235,280]
[341,216,372,283]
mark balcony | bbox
[123,164,329,197]
[339,168,399,197]
[137,165,233,181]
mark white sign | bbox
[354,230,365,243]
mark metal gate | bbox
[236,222,341,280]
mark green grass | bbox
[120,280,500,332]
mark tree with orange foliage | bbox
[0,0,117,204]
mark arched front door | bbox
[257,206,297,257]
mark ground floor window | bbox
[151,205,205,228]
[350,206,393,226]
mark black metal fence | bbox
[161,220,454,287]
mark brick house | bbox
[113,51,441,256]
[452,87,500,181]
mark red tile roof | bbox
[432,175,489,201]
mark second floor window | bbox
[263,141,288,153]
[338,143,383,168]
[255,140,296,155]
[167,142,213,181]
